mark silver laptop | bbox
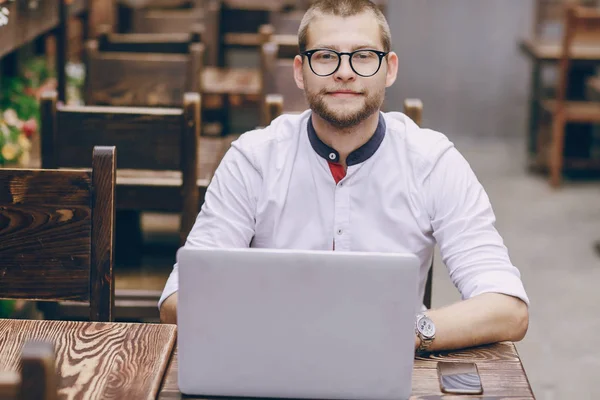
[177,247,420,400]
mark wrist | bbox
[415,313,436,353]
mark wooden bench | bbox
[0,146,116,322]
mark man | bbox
[160,0,529,353]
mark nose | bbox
[333,55,356,82]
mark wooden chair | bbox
[263,94,284,126]
[84,27,204,107]
[268,9,303,35]
[85,24,228,135]
[219,0,296,65]
[126,0,220,66]
[260,38,307,126]
[533,0,599,39]
[0,146,116,322]
[40,90,203,320]
[0,341,58,400]
[537,5,600,186]
[41,90,202,245]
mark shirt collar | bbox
[307,113,386,166]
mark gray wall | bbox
[386,0,534,139]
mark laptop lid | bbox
[177,247,420,400]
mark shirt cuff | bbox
[460,270,530,306]
[158,264,179,310]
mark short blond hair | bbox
[298,0,391,53]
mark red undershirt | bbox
[327,161,346,184]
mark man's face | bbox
[294,11,398,129]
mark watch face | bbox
[418,317,436,338]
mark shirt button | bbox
[329,153,336,160]
[337,229,343,235]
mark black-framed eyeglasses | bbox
[300,49,389,77]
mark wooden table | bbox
[0,319,176,399]
[519,39,600,167]
[158,342,534,399]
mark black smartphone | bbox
[437,361,483,395]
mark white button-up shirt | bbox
[159,110,529,308]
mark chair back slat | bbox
[132,8,203,34]
[53,106,183,170]
[0,169,92,302]
[84,36,203,107]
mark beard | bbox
[306,86,385,129]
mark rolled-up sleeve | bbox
[423,145,529,306]
[158,141,261,308]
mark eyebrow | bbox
[311,44,381,51]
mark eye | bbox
[356,51,377,59]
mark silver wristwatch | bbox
[415,313,436,353]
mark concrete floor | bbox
[431,135,600,400]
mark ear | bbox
[293,55,306,90]
[384,51,398,88]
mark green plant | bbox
[0,56,54,166]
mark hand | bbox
[414,334,420,352]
